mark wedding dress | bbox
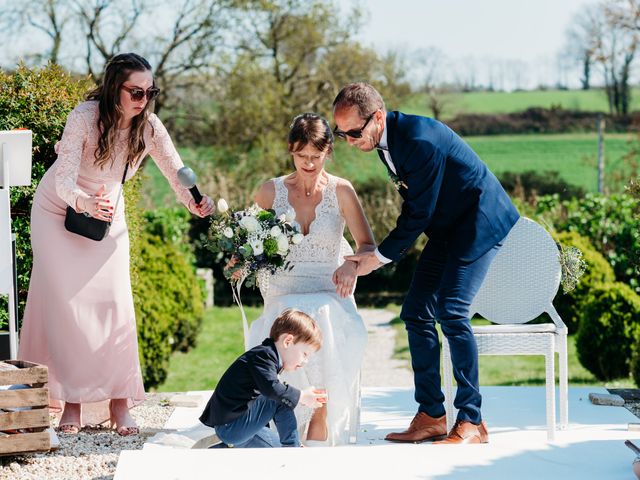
[247,173,367,446]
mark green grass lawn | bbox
[142,132,636,209]
[385,305,635,388]
[155,306,261,392]
[401,88,640,118]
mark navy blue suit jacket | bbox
[199,338,301,427]
[378,111,519,263]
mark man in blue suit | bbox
[333,83,519,444]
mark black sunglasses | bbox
[333,112,375,139]
[121,85,161,102]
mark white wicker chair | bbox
[442,217,568,441]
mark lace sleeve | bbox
[147,114,192,207]
[54,108,92,210]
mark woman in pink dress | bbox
[18,53,214,435]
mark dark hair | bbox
[86,52,156,169]
[288,113,333,154]
[332,82,386,119]
[269,309,322,349]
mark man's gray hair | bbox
[332,82,386,119]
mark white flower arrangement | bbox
[208,201,300,288]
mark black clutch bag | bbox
[63,163,129,241]
[64,207,111,241]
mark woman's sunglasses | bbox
[333,112,375,139]
[121,85,161,102]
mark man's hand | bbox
[343,251,384,276]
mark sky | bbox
[351,0,600,89]
[1,0,602,90]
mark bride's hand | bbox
[224,256,243,281]
[332,261,357,298]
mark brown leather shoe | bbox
[384,412,447,443]
[433,420,489,445]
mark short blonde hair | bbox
[269,309,322,350]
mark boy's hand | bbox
[299,387,325,408]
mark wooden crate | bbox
[0,360,50,455]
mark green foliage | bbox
[536,193,640,291]
[576,282,640,381]
[208,0,411,178]
[0,63,92,329]
[143,206,195,263]
[552,231,616,333]
[133,230,204,389]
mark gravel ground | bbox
[0,393,175,480]
[360,308,413,387]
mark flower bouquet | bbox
[208,199,303,347]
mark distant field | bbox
[401,88,640,119]
[142,132,637,207]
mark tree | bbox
[1,0,231,115]
[563,6,601,90]
[211,0,411,173]
[0,0,74,65]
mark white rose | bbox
[285,208,296,223]
[217,198,229,213]
[270,225,281,237]
[276,235,289,254]
[250,239,264,256]
[291,233,304,245]
[239,215,260,232]
[223,227,234,238]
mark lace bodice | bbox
[53,101,192,209]
[260,174,353,298]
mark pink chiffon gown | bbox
[18,101,192,419]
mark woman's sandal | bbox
[109,403,139,437]
[57,422,81,435]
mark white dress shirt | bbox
[374,123,394,265]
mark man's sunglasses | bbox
[121,85,161,102]
[333,112,375,139]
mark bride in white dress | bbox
[247,113,375,446]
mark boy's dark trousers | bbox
[213,395,299,448]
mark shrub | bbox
[133,231,204,388]
[0,64,92,329]
[536,193,640,291]
[576,282,640,381]
[552,231,615,333]
[130,186,204,388]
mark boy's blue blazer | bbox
[200,338,300,427]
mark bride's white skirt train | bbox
[248,292,367,446]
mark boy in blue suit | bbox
[333,83,519,444]
[200,309,325,448]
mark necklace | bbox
[305,191,311,197]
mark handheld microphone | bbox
[177,166,203,205]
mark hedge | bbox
[576,281,640,381]
[552,231,615,334]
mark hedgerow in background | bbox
[0,63,92,329]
